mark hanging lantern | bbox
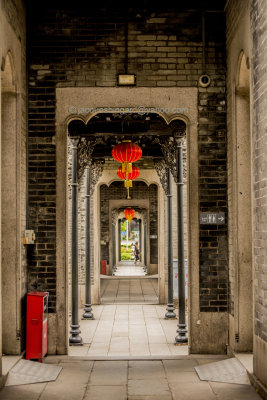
[124,208,135,221]
[117,165,140,188]
[112,140,142,173]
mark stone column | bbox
[154,159,176,318]
[82,166,94,320]
[143,212,147,273]
[118,219,122,262]
[112,209,119,273]
[69,138,83,345]
[175,142,188,343]
[165,168,176,319]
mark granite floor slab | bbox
[0,358,261,400]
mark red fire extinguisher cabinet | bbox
[101,260,107,275]
[26,291,49,362]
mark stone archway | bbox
[55,87,198,354]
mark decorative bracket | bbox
[89,159,105,195]
[160,134,187,183]
[77,137,96,182]
[111,209,120,225]
[140,208,148,225]
[160,136,178,183]
[153,158,168,195]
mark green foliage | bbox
[121,252,132,260]
[121,221,127,231]
[120,245,133,260]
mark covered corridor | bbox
[0,0,267,399]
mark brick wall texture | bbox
[27,2,227,312]
[251,0,267,343]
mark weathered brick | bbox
[27,4,227,314]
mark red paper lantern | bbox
[117,165,140,180]
[124,208,135,221]
[112,141,142,173]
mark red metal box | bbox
[101,260,107,274]
[26,291,49,362]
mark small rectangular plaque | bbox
[117,74,136,86]
[150,235,158,239]
[199,212,225,225]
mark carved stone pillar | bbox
[175,140,188,343]
[69,137,83,345]
[82,166,94,320]
[112,209,119,273]
[118,219,122,262]
[158,134,188,336]
[141,208,148,273]
[165,168,176,319]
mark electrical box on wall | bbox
[24,230,36,245]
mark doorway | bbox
[56,86,198,355]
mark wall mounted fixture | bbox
[117,8,136,86]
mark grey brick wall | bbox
[251,0,267,343]
[27,3,227,313]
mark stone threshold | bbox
[45,354,227,363]
[100,275,158,280]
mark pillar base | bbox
[82,304,94,320]
[69,324,83,346]
[175,324,188,344]
[165,304,176,319]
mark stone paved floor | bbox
[113,265,147,276]
[100,278,159,304]
[0,358,262,400]
[69,304,188,357]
